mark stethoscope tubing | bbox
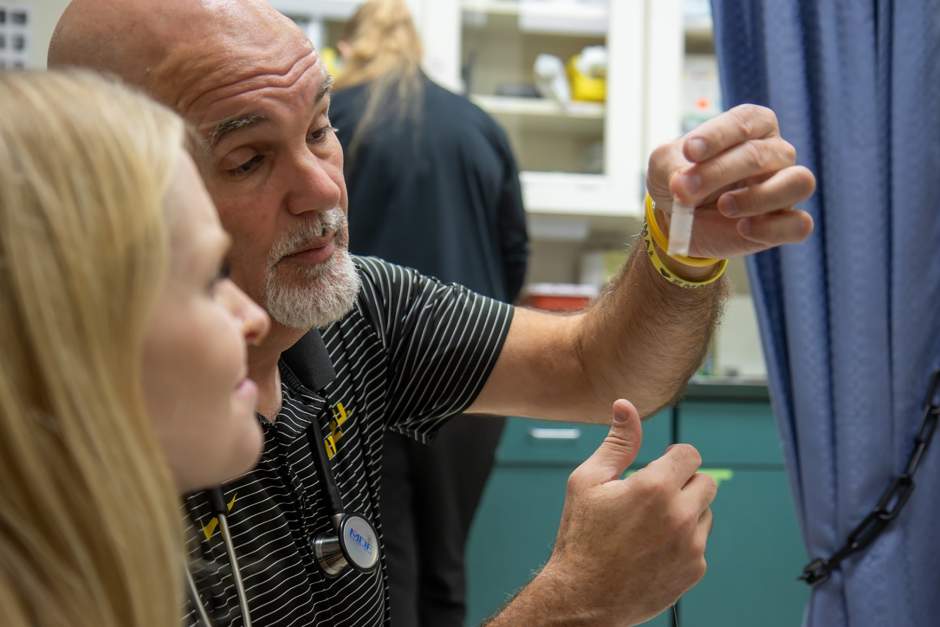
[186,566,215,627]
[217,511,252,627]
[188,488,253,627]
[186,420,377,626]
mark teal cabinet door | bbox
[465,415,672,627]
[679,401,784,465]
[495,412,672,466]
[677,401,808,627]
[465,465,570,626]
[679,469,808,627]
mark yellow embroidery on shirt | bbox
[324,402,348,460]
[200,493,237,541]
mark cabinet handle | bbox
[527,428,581,441]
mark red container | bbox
[518,283,599,312]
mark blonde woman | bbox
[0,70,269,626]
[332,2,529,625]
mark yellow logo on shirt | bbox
[200,493,237,541]
[324,402,348,460]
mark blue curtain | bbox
[710,1,940,625]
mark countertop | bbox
[683,377,771,402]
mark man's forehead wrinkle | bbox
[179,47,322,122]
[165,0,316,113]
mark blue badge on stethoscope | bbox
[312,512,381,578]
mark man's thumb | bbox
[580,399,642,484]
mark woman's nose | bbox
[220,280,271,346]
[240,294,270,347]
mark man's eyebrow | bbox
[206,114,268,152]
[205,73,333,153]
[318,73,334,105]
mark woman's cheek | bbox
[212,309,247,389]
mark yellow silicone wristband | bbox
[644,194,722,268]
[642,219,727,289]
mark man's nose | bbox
[285,148,343,216]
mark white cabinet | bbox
[272,0,710,222]
[453,0,645,217]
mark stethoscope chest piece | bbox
[312,512,380,578]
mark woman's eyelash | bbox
[210,261,232,291]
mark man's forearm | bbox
[484,566,596,627]
[474,102,810,423]
[576,238,729,417]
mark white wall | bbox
[715,294,767,379]
[6,0,69,68]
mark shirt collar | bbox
[280,328,337,394]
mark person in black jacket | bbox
[330,2,528,625]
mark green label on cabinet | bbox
[699,468,734,486]
[623,468,734,486]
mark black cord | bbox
[306,425,345,518]
[207,487,228,516]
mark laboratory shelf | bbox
[470,94,606,138]
[461,0,608,37]
[462,0,523,17]
[471,94,605,120]
[272,0,362,20]
[685,18,715,52]
[520,171,642,217]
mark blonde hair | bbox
[0,70,186,627]
[335,0,424,159]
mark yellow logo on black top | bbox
[200,493,237,541]
[324,402,348,460]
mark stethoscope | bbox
[186,421,381,626]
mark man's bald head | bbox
[49,0,315,115]
[51,0,353,340]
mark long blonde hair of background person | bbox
[335,0,424,158]
[0,70,185,627]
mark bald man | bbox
[49,1,815,626]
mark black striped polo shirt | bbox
[182,256,513,627]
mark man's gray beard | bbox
[263,209,361,330]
